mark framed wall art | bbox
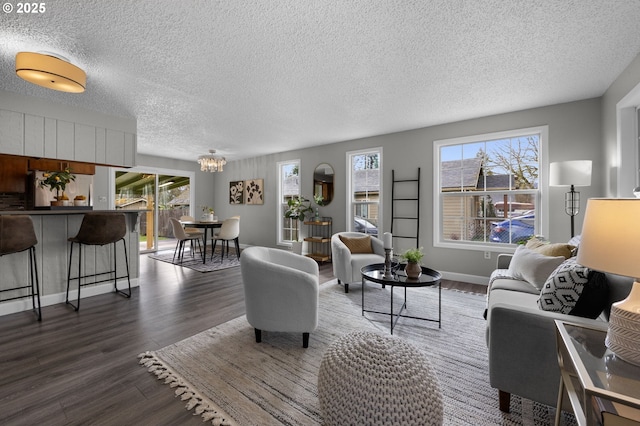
[229,181,244,204]
[244,178,264,205]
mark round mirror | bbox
[313,163,334,206]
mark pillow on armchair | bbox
[338,235,373,254]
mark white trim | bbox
[616,81,640,197]
[433,126,549,251]
[276,159,300,247]
[0,278,139,317]
[345,147,383,234]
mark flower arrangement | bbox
[314,193,325,206]
[38,168,76,199]
[399,247,424,264]
[201,206,215,214]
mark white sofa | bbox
[331,232,385,293]
[240,246,319,348]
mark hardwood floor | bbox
[0,254,483,425]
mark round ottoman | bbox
[317,330,443,426]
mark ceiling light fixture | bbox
[15,51,86,93]
[198,149,226,173]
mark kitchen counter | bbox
[0,209,142,318]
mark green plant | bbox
[38,168,76,199]
[314,193,325,206]
[284,196,314,222]
[201,206,215,214]
[399,247,424,264]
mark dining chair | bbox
[211,217,240,262]
[169,217,203,264]
[179,215,205,237]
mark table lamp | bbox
[576,198,640,366]
[549,160,592,238]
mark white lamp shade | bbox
[549,160,592,187]
[576,198,640,279]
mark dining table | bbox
[179,220,222,263]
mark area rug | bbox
[148,249,240,273]
[139,280,576,425]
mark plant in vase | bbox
[399,247,424,279]
[201,206,215,221]
[38,168,76,206]
[284,196,313,253]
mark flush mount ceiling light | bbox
[15,52,86,93]
[198,149,227,172]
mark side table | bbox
[555,320,640,425]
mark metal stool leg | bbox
[29,246,42,321]
[114,238,131,298]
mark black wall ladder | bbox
[390,168,421,250]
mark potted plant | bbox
[38,168,76,206]
[399,247,424,279]
[284,196,313,254]
[201,206,215,221]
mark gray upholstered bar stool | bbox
[0,215,42,321]
[66,213,131,311]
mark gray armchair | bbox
[331,232,385,293]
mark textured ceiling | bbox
[2,1,640,163]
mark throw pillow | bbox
[507,246,565,290]
[530,243,575,259]
[537,257,608,319]
[339,235,373,254]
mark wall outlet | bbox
[484,251,491,259]
[99,196,107,202]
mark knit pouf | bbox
[317,330,443,426]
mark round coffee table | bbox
[360,263,442,334]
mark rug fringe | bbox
[137,352,237,426]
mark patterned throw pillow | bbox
[537,257,608,318]
[338,235,373,254]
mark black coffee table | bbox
[360,263,442,334]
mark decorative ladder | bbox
[390,168,420,250]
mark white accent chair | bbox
[240,246,319,348]
[331,232,385,293]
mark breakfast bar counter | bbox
[0,209,142,317]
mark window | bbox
[277,160,300,245]
[434,126,547,249]
[347,148,382,237]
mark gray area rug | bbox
[148,249,240,272]
[139,280,576,425]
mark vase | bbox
[50,200,63,207]
[291,241,303,255]
[202,213,214,222]
[405,262,422,279]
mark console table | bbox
[555,320,640,425]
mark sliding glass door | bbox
[114,169,193,253]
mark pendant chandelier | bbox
[198,149,226,172]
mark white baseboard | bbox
[0,278,139,317]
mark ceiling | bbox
[2,1,640,163]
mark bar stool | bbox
[66,213,131,311]
[0,215,42,321]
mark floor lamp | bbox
[549,160,592,238]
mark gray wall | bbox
[209,98,603,281]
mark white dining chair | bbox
[211,217,240,262]
[170,217,203,264]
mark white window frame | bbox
[433,126,549,252]
[277,159,300,246]
[346,147,383,236]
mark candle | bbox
[383,232,393,249]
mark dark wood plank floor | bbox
[0,254,484,425]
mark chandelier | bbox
[198,149,226,172]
